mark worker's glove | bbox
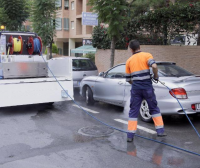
[151,75,159,83]
[153,76,159,83]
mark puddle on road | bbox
[0,143,31,164]
[106,133,196,167]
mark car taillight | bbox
[191,104,196,110]
[169,88,188,99]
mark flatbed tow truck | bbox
[0,31,73,107]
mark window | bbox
[22,25,25,30]
[71,1,74,10]
[55,0,62,8]
[72,59,97,71]
[56,18,62,30]
[64,0,69,9]
[58,48,63,55]
[71,21,74,29]
[26,25,30,31]
[106,65,126,78]
[63,18,69,30]
[157,64,193,77]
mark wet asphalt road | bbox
[0,90,200,168]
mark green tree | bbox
[88,0,129,68]
[137,2,200,45]
[89,0,166,68]
[0,0,29,31]
[31,0,57,59]
[129,0,166,17]
[84,52,95,63]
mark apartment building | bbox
[54,0,94,56]
[24,0,94,56]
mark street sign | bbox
[82,12,98,26]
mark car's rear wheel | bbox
[139,100,152,123]
[85,86,95,106]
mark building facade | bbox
[55,0,93,56]
[24,0,94,56]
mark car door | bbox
[72,59,98,87]
[94,64,126,106]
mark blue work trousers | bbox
[127,87,164,138]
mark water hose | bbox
[158,79,200,138]
[39,53,200,157]
[8,36,23,55]
[33,37,42,55]
[13,38,22,52]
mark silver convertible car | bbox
[79,62,200,122]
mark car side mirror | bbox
[99,72,104,77]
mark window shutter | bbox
[64,18,69,30]
[64,0,69,7]
[55,0,62,7]
[56,18,62,30]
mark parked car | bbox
[52,57,98,88]
[80,62,200,122]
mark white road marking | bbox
[72,105,99,114]
[114,119,157,134]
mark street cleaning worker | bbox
[126,40,167,142]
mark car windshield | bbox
[72,59,97,71]
[156,63,194,77]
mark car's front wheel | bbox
[85,86,95,106]
[139,100,152,123]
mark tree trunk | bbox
[163,26,168,45]
[110,36,116,68]
[49,42,53,59]
[197,25,200,46]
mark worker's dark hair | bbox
[129,40,140,51]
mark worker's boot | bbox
[127,137,134,142]
[127,132,134,142]
[157,132,167,137]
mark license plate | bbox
[196,103,200,112]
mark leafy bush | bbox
[92,2,200,47]
[137,2,200,45]
[45,43,58,54]
[84,52,95,63]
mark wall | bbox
[95,45,200,75]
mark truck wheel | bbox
[139,100,152,123]
[85,86,95,106]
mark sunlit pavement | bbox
[0,90,199,168]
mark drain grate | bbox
[78,125,114,137]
